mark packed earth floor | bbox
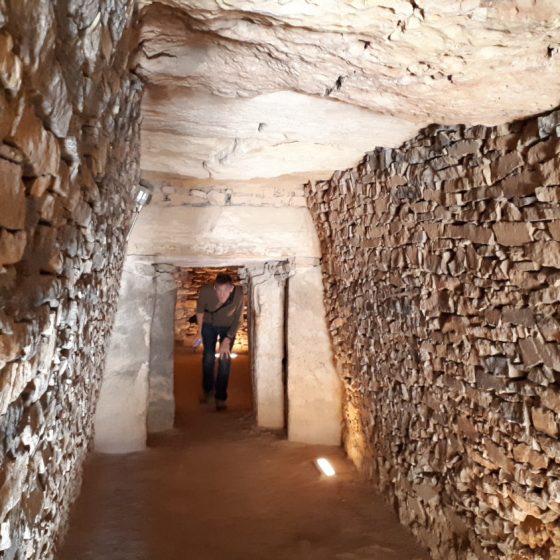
[58,350,429,560]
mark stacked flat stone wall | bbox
[0,1,141,557]
[306,111,560,559]
[175,267,249,353]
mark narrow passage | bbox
[59,350,428,560]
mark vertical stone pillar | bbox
[247,263,287,430]
[147,264,177,433]
[287,261,342,445]
[94,257,155,453]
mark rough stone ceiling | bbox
[135,0,560,182]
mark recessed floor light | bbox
[315,457,336,477]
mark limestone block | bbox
[531,407,559,437]
[539,156,560,187]
[514,517,550,549]
[486,441,514,475]
[548,221,560,241]
[0,31,22,94]
[444,224,494,245]
[29,176,51,199]
[513,444,549,470]
[249,265,285,430]
[502,308,535,328]
[0,521,10,552]
[538,111,560,139]
[0,455,29,521]
[128,205,321,263]
[500,168,539,198]
[141,87,418,181]
[0,160,25,230]
[541,388,560,414]
[492,222,533,246]
[535,186,560,203]
[0,360,35,416]
[491,151,524,182]
[538,435,560,463]
[207,189,227,206]
[537,316,560,342]
[147,267,176,433]
[0,230,26,266]
[8,105,60,177]
[81,13,103,71]
[35,62,73,139]
[0,90,15,139]
[525,241,560,269]
[548,479,560,502]
[287,265,342,445]
[95,259,155,453]
[0,333,20,364]
[73,200,93,228]
[446,139,481,158]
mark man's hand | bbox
[219,337,231,359]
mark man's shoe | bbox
[199,392,212,405]
[215,399,227,411]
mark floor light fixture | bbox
[214,352,238,359]
[315,457,336,477]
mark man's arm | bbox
[194,289,206,346]
[226,290,244,342]
[219,290,243,358]
[196,312,204,335]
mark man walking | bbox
[193,273,244,411]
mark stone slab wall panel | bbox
[286,264,343,445]
[246,261,288,430]
[306,110,560,559]
[95,259,154,453]
[148,264,177,434]
[0,1,141,557]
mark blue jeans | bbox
[202,324,235,401]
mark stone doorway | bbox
[173,266,253,417]
[94,256,342,453]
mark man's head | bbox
[214,273,234,303]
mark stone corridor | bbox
[59,352,427,560]
[2,1,560,559]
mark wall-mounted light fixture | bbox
[128,180,154,240]
[134,180,153,211]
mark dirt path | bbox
[58,350,429,560]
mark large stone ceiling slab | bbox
[136,0,560,181]
[141,86,418,180]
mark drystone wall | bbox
[175,267,249,353]
[0,1,141,557]
[306,111,560,560]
